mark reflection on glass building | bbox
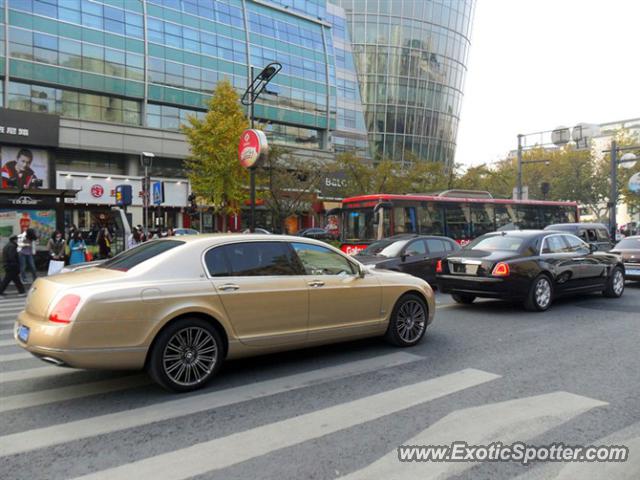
[0,0,370,233]
[330,0,475,166]
[1,0,370,151]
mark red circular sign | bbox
[238,129,268,169]
[91,184,104,198]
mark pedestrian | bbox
[47,230,66,275]
[0,235,26,296]
[68,231,87,265]
[97,226,112,259]
[127,226,143,249]
[17,227,38,284]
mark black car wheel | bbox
[524,274,553,312]
[451,293,476,304]
[385,294,428,347]
[148,318,223,392]
[603,266,625,298]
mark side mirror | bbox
[589,243,597,253]
[357,263,366,278]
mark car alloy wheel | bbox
[163,326,218,387]
[148,318,224,392]
[396,299,426,343]
[612,269,624,296]
[385,294,428,347]
[604,266,625,298]
[534,277,552,309]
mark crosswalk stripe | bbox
[0,374,151,413]
[513,421,640,480]
[0,338,16,347]
[340,391,607,480]
[0,328,14,335]
[0,351,427,457]
[71,368,501,480]
[0,365,74,384]
[0,300,26,307]
[0,351,32,362]
[0,319,20,325]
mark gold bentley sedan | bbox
[15,235,435,392]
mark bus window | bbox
[471,204,495,237]
[444,203,471,241]
[495,205,516,230]
[344,208,375,242]
[418,202,444,235]
[561,206,577,223]
[393,206,417,234]
[516,205,542,229]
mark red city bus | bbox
[338,190,579,255]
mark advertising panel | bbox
[1,146,49,189]
[0,209,56,250]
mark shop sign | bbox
[0,109,60,147]
[90,184,105,198]
[10,196,40,206]
[238,129,268,169]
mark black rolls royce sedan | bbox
[356,234,460,284]
[610,236,640,280]
[437,230,625,311]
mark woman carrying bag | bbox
[68,232,87,265]
[47,230,66,275]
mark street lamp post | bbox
[140,151,155,235]
[606,141,638,239]
[241,62,282,232]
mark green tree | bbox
[181,79,248,232]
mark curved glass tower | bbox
[330,0,475,166]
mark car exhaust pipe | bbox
[38,356,67,367]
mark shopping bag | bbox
[47,260,65,276]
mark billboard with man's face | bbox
[0,146,49,189]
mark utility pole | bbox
[250,65,256,233]
[516,134,524,200]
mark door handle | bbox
[219,284,240,292]
[308,280,325,287]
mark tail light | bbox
[491,262,510,277]
[49,295,81,324]
[436,260,443,273]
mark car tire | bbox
[603,266,625,298]
[451,293,476,304]
[384,294,428,347]
[524,274,553,312]
[147,318,224,392]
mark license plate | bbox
[17,325,29,343]
[627,268,640,276]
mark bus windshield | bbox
[343,208,377,242]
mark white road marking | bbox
[340,391,607,480]
[71,368,501,480]
[0,365,77,385]
[0,338,17,347]
[0,352,426,457]
[0,351,33,362]
[0,328,15,334]
[0,374,151,413]
[514,421,640,480]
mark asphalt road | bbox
[0,282,638,480]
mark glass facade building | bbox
[330,0,475,165]
[0,0,368,151]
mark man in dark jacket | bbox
[0,236,26,295]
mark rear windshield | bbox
[99,240,184,271]
[466,234,525,252]
[615,238,640,249]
